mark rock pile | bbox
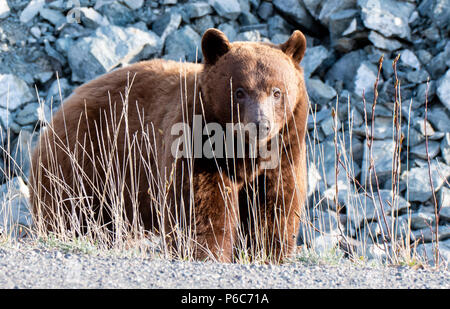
[0,0,448,264]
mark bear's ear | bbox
[280,30,307,64]
[202,28,231,66]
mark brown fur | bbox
[29,29,308,263]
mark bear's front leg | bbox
[241,149,307,263]
[261,165,305,262]
[183,170,240,263]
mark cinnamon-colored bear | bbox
[29,28,308,263]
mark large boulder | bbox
[68,25,161,82]
[358,0,415,40]
[0,74,34,111]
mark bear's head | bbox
[200,28,307,143]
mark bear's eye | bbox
[273,88,282,99]
[235,88,246,100]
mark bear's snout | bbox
[255,118,271,140]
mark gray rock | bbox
[416,242,448,266]
[306,78,337,106]
[35,72,53,84]
[307,159,322,197]
[366,215,409,241]
[68,25,161,82]
[326,50,367,90]
[399,49,421,70]
[368,31,402,51]
[345,190,409,228]
[160,0,177,4]
[10,130,39,180]
[353,96,392,121]
[79,7,110,28]
[29,26,41,39]
[358,0,415,40]
[185,2,213,19]
[45,78,72,108]
[429,132,445,141]
[99,1,135,26]
[257,2,273,20]
[406,69,429,85]
[37,103,52,124]
[0,107,12,129]
[410,141,441,160]
[427,47,450,79]
[402,162,450,203]
[0,0,10,19]
[413,225,450,243]
[14,103,40,126]
[209,0,241,20]
[432,0,450,29]
[54,36,73,56]
[132,21,149,32]
[441,133,450,165]
[235,30,261,42]
[192,15,215,36]
[341,17,359,36]
[217,22,238,42]
[0,74,34,110]
[39,8,66,27]
[0,177,32,236]
[360,139,395,185]
[164,26,202,62]
[122,0,144,10]
[307,106,330,130]
[238,0,251,12]
[439,186,450,221]
[328,9,359,42]
[46,0,67,10]
[444,41,450,67]
[427,105,450,133]
[354,117,393,140]
[297,208,342,253]
[407,128,425,147]
[20,0,45,24]
[310,137,361,189]
[267,14,291,37]
[248,0,260,9]
[318,0,356,26]
[240,24,269,37]
[414,81,435,107]
[272,0,315,31]
[437,69,450,110]
[418,0,450,30]
[302,46,332,78]
[348,106,364,128]
[320,115,340,137]
[152,12,182,40]
[44,39,66,65]
[312,140,337,187]
[410,208,436,230]
[414,118,435,137]
[239,11,259,25]
[270,33,290,45]
[353,61,381,98]
[422,26,441,43]
[416,49,433,65]
[94,0,116,9]
[301,0,322,18]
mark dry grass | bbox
[0,57,448,269]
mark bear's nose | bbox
[256,119,271,139]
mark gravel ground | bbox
[0,244,448,289]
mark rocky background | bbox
[0,0,448,265]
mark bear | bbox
[29,28,308,263]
